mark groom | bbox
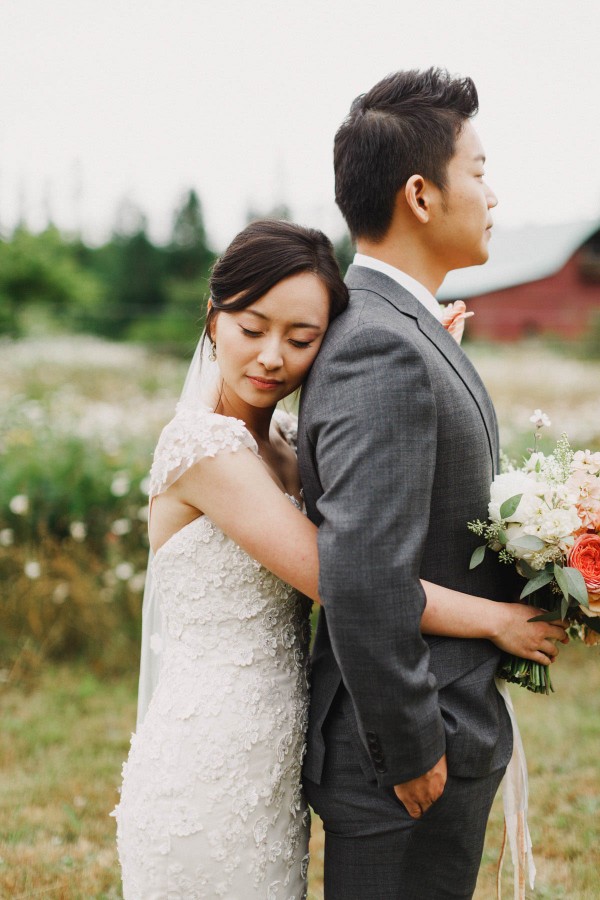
[298,68,515,898]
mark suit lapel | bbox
[346,265,499,474]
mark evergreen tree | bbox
[168,190,214,280]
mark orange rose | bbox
[569,532,600,615]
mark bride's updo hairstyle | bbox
[205,219,348,341]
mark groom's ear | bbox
[404,175,433,224]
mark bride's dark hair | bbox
[205,219,348,341]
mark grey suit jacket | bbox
[298,265,514,788]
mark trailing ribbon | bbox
[495,678,536,900]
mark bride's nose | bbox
[257,338,284,370]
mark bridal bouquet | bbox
[468,411,600,694]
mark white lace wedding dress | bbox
[112,404,311,899]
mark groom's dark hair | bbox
[334,67,479,241]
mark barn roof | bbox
[438,217,600,300]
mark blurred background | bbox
[1,1,599,897]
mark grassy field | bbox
[1,645,599,899]
[2,337,600,898]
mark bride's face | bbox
[212,272,330,410]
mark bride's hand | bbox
[490,602,569,665]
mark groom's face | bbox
[430,121,498,271]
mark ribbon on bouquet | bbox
[495,678,536,900]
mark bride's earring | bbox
[208,342,217,362]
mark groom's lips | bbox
[247,375,283,390]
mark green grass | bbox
[1,645,599,898]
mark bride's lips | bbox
[247,375,283,390]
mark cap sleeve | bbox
[149,403,258,498]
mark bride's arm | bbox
[420,580,568,667]
[162,445,322,601]
[167,447,567,665]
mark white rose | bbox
[488,471,544,523]
[504,524,539,561]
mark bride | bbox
[113,219,567,899]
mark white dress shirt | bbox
[353,253,443,322]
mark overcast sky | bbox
[1,0,599,249]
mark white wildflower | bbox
[69,521,87,542]
[115,562,134,581]
[110,473,131,497]
[529,409,551,428]
[137,505,149,523]
[128,571,146,592]
[111,518,132,536]
[0,528,14,547]
[9,494,29,515]
[140,476,151,496]
[24,560,41,579]
[53,583,70,604]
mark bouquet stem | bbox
[497,654,554,695]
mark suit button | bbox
[372,752,384,764]
[375,764,387,774]
[366,732,377,742]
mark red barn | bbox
[438,220,600,341]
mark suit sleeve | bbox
[311,324,446,785]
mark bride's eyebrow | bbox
[243,309,322,330]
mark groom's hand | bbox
[393,753,447,819]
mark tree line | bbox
[0,192,353,352]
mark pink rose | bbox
[569,532,600,616]
[567,470,600,531]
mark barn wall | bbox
[464,253,600,341]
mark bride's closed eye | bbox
[239,325,313,349]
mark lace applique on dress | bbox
[113,406,310,899]
[149,403,259,499]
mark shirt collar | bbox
[353,253,443,322]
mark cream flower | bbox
[488,471,544,524]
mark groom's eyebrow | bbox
[245,310,322,330]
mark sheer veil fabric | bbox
[136,334,221,727]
